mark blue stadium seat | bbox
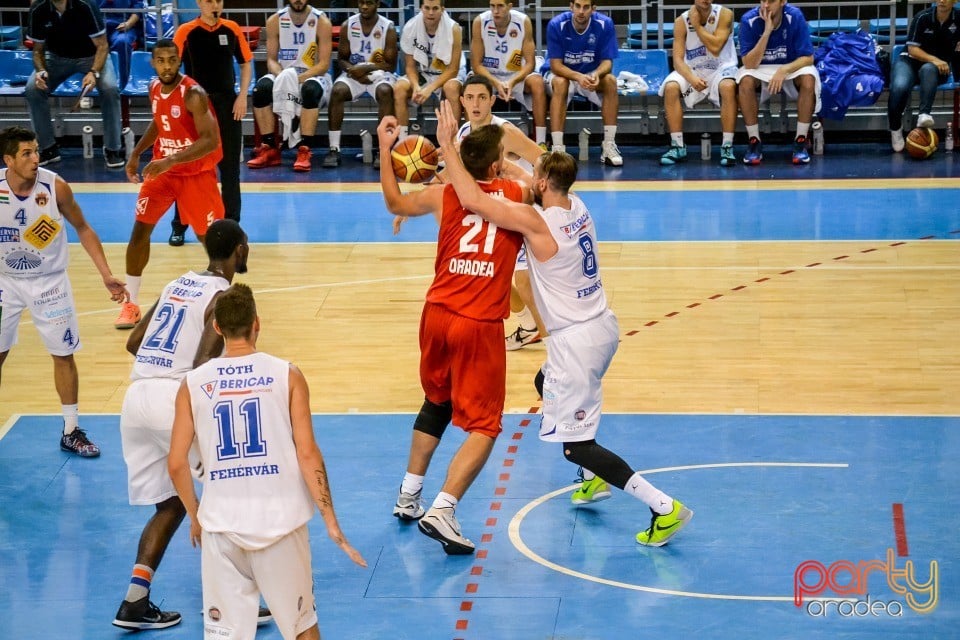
[892,45,957,89]
[0,26,22,50]
[51,51,120,97]
[121,50,153,96]
[613,49,669,96]
[0,49,34,96]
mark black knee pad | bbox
[534,367,544,398]
[252,76,274,109]
[413,398,452,439]
[562,439,596,466]
[562,439,632,489]
[300,79,323,110]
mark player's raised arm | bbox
[377,116,443,217]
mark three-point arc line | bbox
[625,234,953,333]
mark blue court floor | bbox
[1,413,957,639]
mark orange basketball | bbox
[391,135,439,183]
[905,127,938,159]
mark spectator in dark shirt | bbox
[99,0,146,89]
[25,0,125,168]
[887,0,960,151]
[168,0,252,246]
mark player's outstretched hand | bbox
[435,101,457,150]
[377,115,400,152]
[103,275,129,303]
[337,537,368,568]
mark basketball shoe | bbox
[505,325,540,351]
[393,487,425,520]
[890,129,905,152]
[60,428,100,457]
[418,507,475,555]
[917,113,935,128]
[743,137,763,165]
[293,145,312,172]
[719,143,736,166]
[660,144,687,166]
[115,302,141,329]
[636,499,693,547]
[113,597,181,630]
[571,470,612,505]
[322,148,341,168]
[247,144,281,168]
[792,136,810,165]
[601,140,624,166]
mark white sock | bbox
[796,122,811,139]
[399,126,409,139]
[670,132,684,147]
[400,472,424,495]
[551,131,564,147]
[535,127,547,144]
[62,404,79,435]
[328,131,341,151]
[125,275,141,305]
[603,125,617,143]
[623,471,673,515]
[432,492,458,510]
[580,468,596,482]
[515,306,536,331]
[746,125,760,140]
[722,132,734,146]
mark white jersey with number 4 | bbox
[0,167,67,276]
[130,271,229,381]
[187,352,314,550]
[526,194,608,333]
[278,6,326,74]
[477,9,527,79]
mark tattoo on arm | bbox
[313,464,332,515]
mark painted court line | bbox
[508,461,849,602]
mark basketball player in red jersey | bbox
[378,117,529,555]
[115,39,225,330]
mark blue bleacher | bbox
[0,26,22,51]
[614,49,669,96]
[809,17,908,45]
[122,51,254,96]
[0,49,33,96]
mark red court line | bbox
[892,503,909,557]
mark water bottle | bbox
[122,126,135,160]
[811,121,824,155]
[945,122,954,152]
[360,129,373,164]
[578,128,590,162]
[700,132,711,160]
[82,125,94,159]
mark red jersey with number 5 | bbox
[149,74,222,176]
[426,180,524,321]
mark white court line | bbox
[508,461,849,602]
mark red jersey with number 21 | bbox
[149,74,222,176]
[426,180,524,321]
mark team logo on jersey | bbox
[0,189,9,205]
[135,197,149,216]
[373,28,382,39]
[301,42,319,67]
[200,380,218,399]
[208,607,221,622]
[3,249,42,271]
[0,227,19,242]
[588,34,597,45]
[171,105,181,118]
[708,14,716,25]
[34,191,48,207]
[24,214,59,250]
[575,409,586,421]
[308,17,316,27]
[509,29,518,38]
[507,51,523,72]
